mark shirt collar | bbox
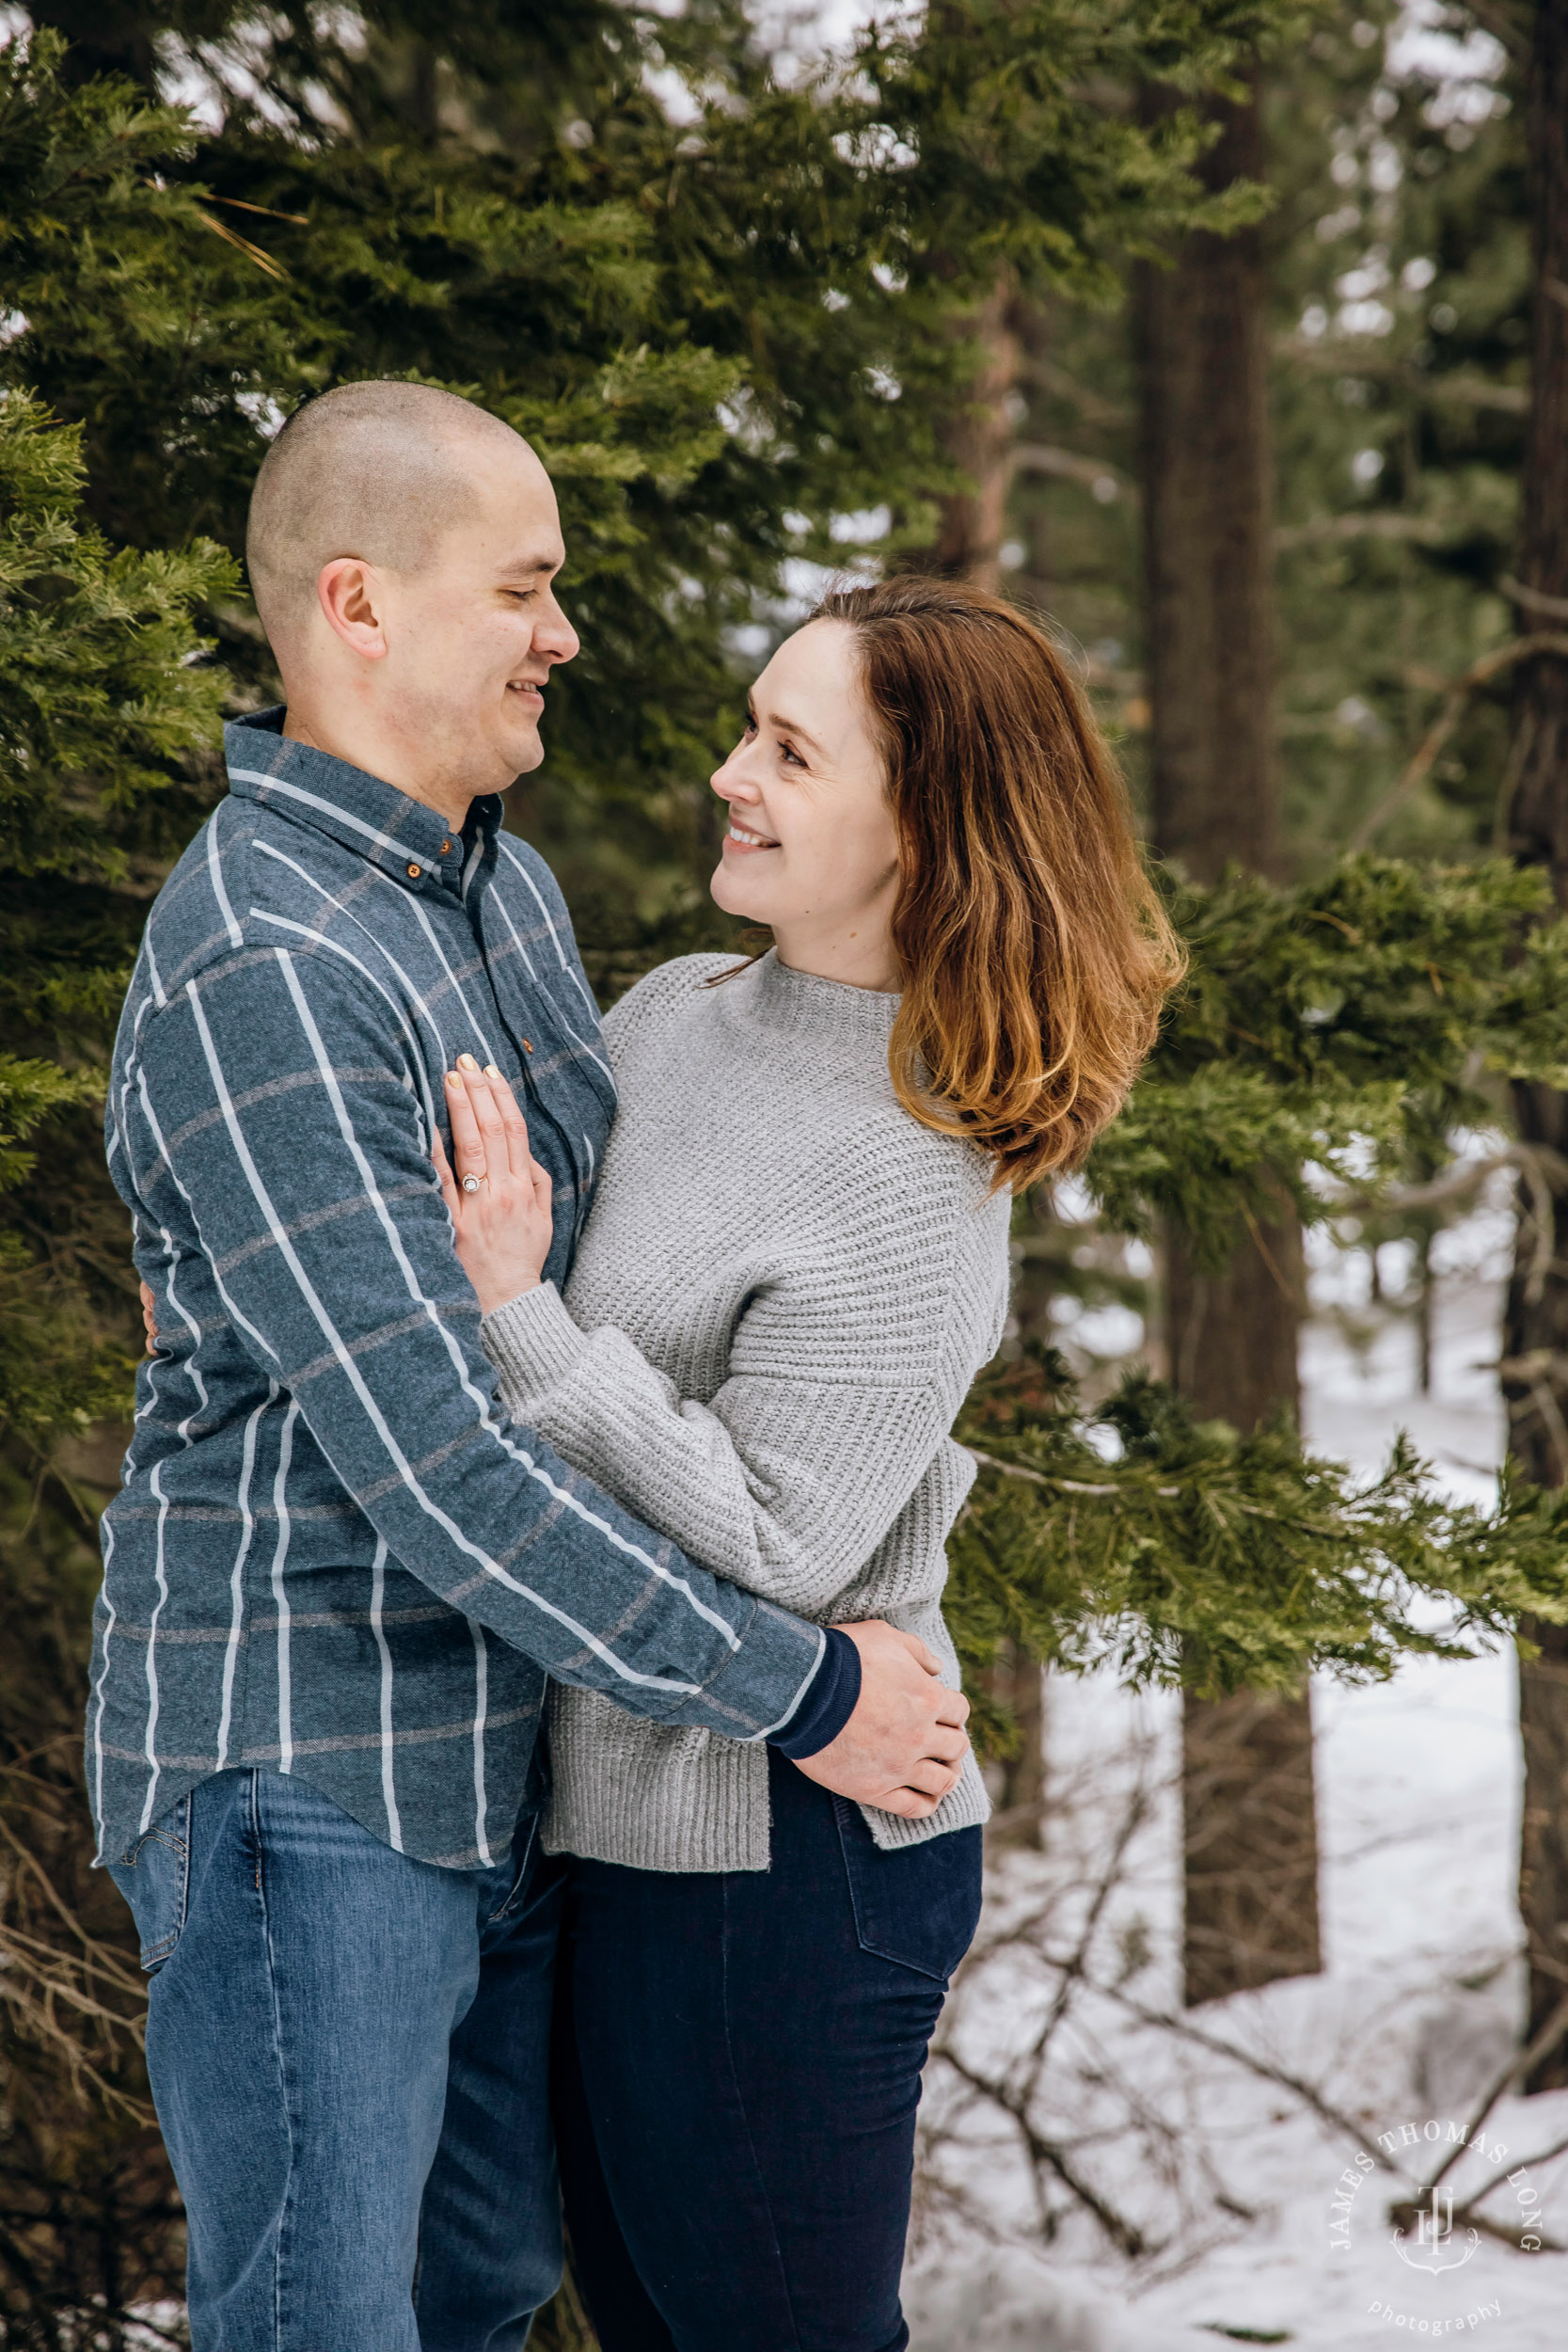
[224,707,503,895]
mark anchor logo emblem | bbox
[1392,2184,1480,2276]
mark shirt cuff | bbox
[481,1281,588,1403]
[767,1627,862,1759]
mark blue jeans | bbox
[108,1768,562,2352]
[553,1750,982,2352]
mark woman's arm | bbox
[443,1066,992,1621]
[483,1291,953,1617]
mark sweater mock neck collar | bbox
[743,948,900,1054]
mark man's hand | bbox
[793,1619,970,1819]
[139,1279,159,1355]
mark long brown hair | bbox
[810,575,1183,1192]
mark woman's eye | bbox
[780,741,805,768]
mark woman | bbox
[436,576,1182,2351]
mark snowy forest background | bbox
[3,0,1568,2344]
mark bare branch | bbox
[1324,1143,1568,1221]
[1275,338,1529,414]
[1423,1988,1568,2196]
[1350,633,1568,852]
[1275,512,1460,552]
[1010,442,1135,501]
[1502,574,1568,625]
[1087,1978,1406,2173]
[1013,355,1132,427]
[966,1448,1180,1501]
[935,2047,1155,2259]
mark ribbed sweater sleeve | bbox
[481,1247,963,1622]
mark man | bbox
[96,380,970,2352]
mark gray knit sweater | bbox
[481,949,1010,1871]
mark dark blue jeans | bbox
[553,1750,982,2352]
[107,1768,562,2352]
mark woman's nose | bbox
[711,755,753,801]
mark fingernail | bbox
[484,1064,502,1079]
[457,1053,479,1073]
[447,1069,463,1086]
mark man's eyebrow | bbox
[496,550,562,579]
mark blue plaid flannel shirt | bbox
[90,711,826,1870]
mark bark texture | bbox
[1137,94,1278,883]
[1501,0,1568,2099]
[1135,76,1323,2007]
[988,1645,1047,1850]
[927,277,1021,593]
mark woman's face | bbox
[709,618,901,982]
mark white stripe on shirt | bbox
[369,1536,404,1852]
[470,1623,490,1866]
[273,949,742,1649]
[91,1523,117,1854]
[400,886,498,1066]
[207,811,243,949]
[497,839,603,1022]
[228,769,416,862]
[138,1459,172,1834]
[184,959,725,1687]
[270,1398,299,1772]
[215,1391,269,1771]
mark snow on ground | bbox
[908,1237,1568,2350]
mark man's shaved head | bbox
[246,380,537,644]
[246,378,577,818]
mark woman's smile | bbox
[724,819,780,852]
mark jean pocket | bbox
[833,1803,983,1984]
[107,1792,193,1973]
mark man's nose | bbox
[536,595,579,666]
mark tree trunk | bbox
[988,1644,1047,1849]
[1501,0,1568,2099]
[1135,73,1323,2008]
[1169,1214,1320,1997]
[927,277,1020,592]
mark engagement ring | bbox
[461,1173,483,1194]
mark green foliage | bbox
[0,383,232,1454]
[1087,853,1568,1256]
[0,56,240,2337]
[4,5,1288,924]
[0,391,234,875]
[842,0,1279,308]
[946,1346,1568,1756]
[0,13,1301,2332]
[0,3,1554,2329]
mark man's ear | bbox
[316,558,390,662]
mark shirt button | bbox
[523,1040,533,1053]
[440,838,451,855]
[406,862,421,880]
